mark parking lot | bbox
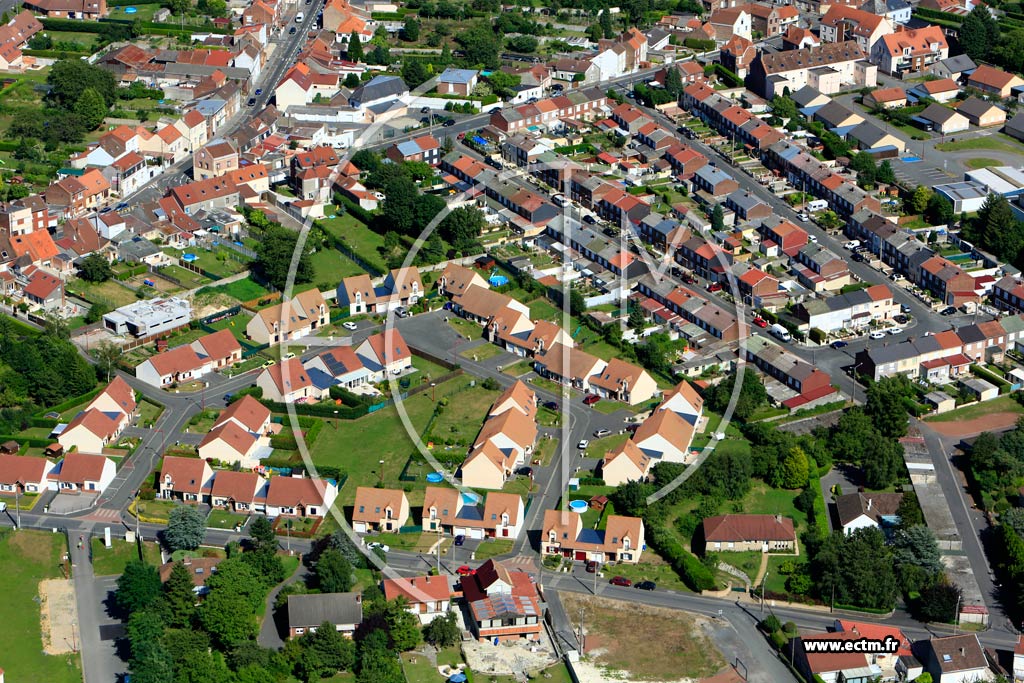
[892,157,956,188]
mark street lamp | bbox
[431,382,436,401]
[378,459,385,485]
[333,409,339,430]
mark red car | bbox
[583,394,601,406]
[585,560,598,573]
[706,282,722,293]
[752,316,768,328]
[456,565,476,576]
[609,576,632,587]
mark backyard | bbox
[0,530,81,683]
[65,278,137,308]
[320,213,388,275]
[925,395,1024,423]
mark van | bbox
[844,240,860,250]
[552,194,568,207]
[769,323,792,342]
[807,199,829,212]
[295,11,304,21]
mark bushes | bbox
[684,38,716,51]
[644,521,716,591]
[711,64,743,88]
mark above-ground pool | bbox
[124,5,137,11]
[182,253,198,262]
[568,499,588,513]
[426,472,444,483]
[488,275,509,286]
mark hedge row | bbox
[683,37,716,51]
[259,398,371,420]
[644,522,716,591]
[0,435,51,448]
[36,385,106,419]
[24,49,91,58]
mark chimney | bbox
[775,513,782,523]
[867,498,873,511]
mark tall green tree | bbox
[779,446,810,489]
[47,58,117,108]
[75,87,108,130]
[862,429,902,490]
[200,588,258,647]
[423,612,459,647]
[384,597,421,651]
[877,160,897,185]
[357,630,404,683]
[116,560,163,614]
[401,59,430,88]
[315,548,354,593]
[298,621,356,681]
[599,8,614,38]
[711,204,725,232]
[162,561,197,628]
[401,17,420,41]
[251,222,314,290]
[911,185,932,215]
[486,71,521,99]
[347,32,364,61]
[925,193,954,226]
[455,22,501,68]
[78,254,113,283]
[864,375,912,438]
[664,65,684,97]
[892,525,943,575]
[960,5,1000,62]
[91,339,122,382]
[164,504,205,552]
[438,206,485,253]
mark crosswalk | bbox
[81,507,122,523]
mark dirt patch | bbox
[562,593,725,683]
[40,579,78,655]
[9,531,54,565]
[927,412,1021,437]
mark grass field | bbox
[320,213,388,274]
[458,342,504,362]
[715,550,763,583]
[400,646,463,683]
[741,481,805,534]
[424,383,500,446]
[964,157,1005,170]
[0,530,81,683]
[584,433,628,460]
[563,593,723,680]
[160,264,211,289]
[935,135,1024,154]
[599,555,693,592]
[502,359,535,377]
[926,395,1024,422]
[66,278,136,308]
[90,538,162,576]
[474,538,514,560]
[108,2,161,20]
[198,277,271,303]
[310,247,366,282]
[207,509,248,530]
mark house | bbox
[968,64,1024,99]
[436,68,479,96]
[462,408,537,490]
[103,297,192,338]
[351,486,410,532]
[0,455,55,495]
[193,328,242,370]
[461,559,544,642]
[355,329,413,381]
[632,408,696,463]
[726,191,772,222]
[834,492,903,534]
[910,77,960,103]
[22,0,107,20]
[870,25,948,76]
[383,574,456,623]
[792,283,898,333]
[246,289,328,345]
[265,476,338,518]
[533,343,606,393]
[707,8,752,42]
[750,41,877,98]
[693,165,739,198]
[957,97,1006,127]
[349,75,409,110]
[847,122,906,154]
[741,2,799,37]
[58,401,130,455]
[859,0,912,24]
[420,487,524,539]
[759,218,808,257]
[257,358,314,403]
[719,35,757,79]
[287,593,362,638]
[914,103,969,134]
[819,7,893,55]
[930,54,977,81]
[193,139,239,180]
[386,135,441,166]
[702,513,796,552]
[135,344,209,388]
[305,346,372,394]
[158,455,213,503]
[197,418,267,468]
[793,632,877,683]
[601,440,653,487]
[588,358,659,405]
[275,62,340,112]
[336,274,376,316]
[1005,112,1024,143]
[542,510,645,563]
[657,380,704,425]
[436,263,488,299]
[863,86,907,109]
[922,634,994,682]
[49,453,116,493]
[209,470,265,512]
[24,271,63,312]
[814,100,865,130]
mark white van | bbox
[844,240,860,250]
[769,323,792,342]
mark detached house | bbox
[355,329,413,381]
[601,440,653,486]
[265,476,338,518]
[871,25,948,76]
[461,559,543,642]
[588,358,659,405]
[210,470,265,512]
[49,453,116,493]
[702,513,796,552]
[0,455,56,495]
[968,64,1024,98]
[421,487,525,539]
[57,378,136,454]
[352,486,410,533]
[246,289,328,345]
[383,575,456,624]
[257,358,314,403]
[287,593,362,639]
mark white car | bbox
[869,331,886,340]
[797,213,809,222]
[887,327,903,335]
[368,542,390,553]
[577,439,590,450]
[342,321,358,331]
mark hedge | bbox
[328,385,372,407]
[684,38,716,51]
[644,522,716,591]
[712,63,743,88]
[36,385,106,418]
[969,364,1009,388]
[0,435,51,448]
[24,49,91,58]
[259,398,372,420]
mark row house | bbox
[916,255,977,306]
[793,283,898,333]
[743,2,799,37]
[488,88,608,133]
[461,382,538,489]
[193,139,239,181]
[246,288,328,345]
[597,188,652,230]
[845,209,899,254]
[610,103,653,134]
[676,236,733,281]
[740,335,837,408]
[764,140,881,217]
[45,169,112,219]
[290,145,339,201]
[386,135,441,166]
[488,180,559,229]
[336,267,424,315]
[0,196,53,236]
[992,274,1024,313]
[734,265,781,306]
[759,218,809,257]
[635,122,678,152]
[23,0,107,19]
[693,165,739,198]
[542,510,645,563]
[57,378,137,455]
[663,144,709,180]
[637,213,692,252]
[635,275,741,343]
[792,243,850,292]
[679,82,784,153]
[720,35,757,78]
[544,219,645,279]
[725,191,772,222]
[749,41,877,99]
[819,6,893,54]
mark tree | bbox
[401,59,430,89]
[167,0,189,14]
[599,8,613,38]
[771,94,797,120]
[569,289,586,317]
[960,5,1000,62]
[330,529,368,568]
[381,175,419,235]
[162,561,197,628]
[711,204,724,232]
[627,304,646,330]
[251,223,314,290]
[897,491,925,529]
[423,612,459,648]
[116,560,163,614]
[1001,508,1024,536]
[357,630,404,683]
[315,548,354,593]
[401,17,420,41]
[455,22,501,68]
[298,621,356,681]
[344,72,361,88]
[706,370,768,421]
[74,87,108,131]
[164,504,205,552]
[206,0,227,16]
[864,375,912,438]
[78,253,113,283]
[385,597,422,651]
[911,185,933,215]
[829,408,876,463]
[917,580,961,623]
[892,525,943,575]
[347,32,364,61]
[664,65,683,97]
[438,206,485,254]
[877,160,897,185]
[486,71,521,99]
[92,339,121,382]
[200,588,257,647]
[636,332,675,375]
[507,35,538,53]
[204,558,266,611]
[368,45,393,66]
[925,193,954,226]
[862,430,902,490]
[126,608,166,659]
[130,639,174,683]
[967,193,1024,266]
[779,446,810,489]
[47,58,117,108]
[587,23,603,42]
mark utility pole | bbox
[760,571,769,614]
[15,486,20,530]
[954,593,962,635]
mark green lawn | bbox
[925,395,1024,422]
[935,135,1024,154]
[159,264,211,289]
[132,499,181,523]
[964,157,1005,170]
[310,247,366,283]
[458,342,505,362]
[502,359,535,377]
[529,297,563,322]
[320,214,388,274]
[0,530,82,683]
[198,277,271,303]
[65,278,136,308]
[584,433,628,460]
[136,399,163,428]
[108,2,161,20]
[207,509,248,530]
[474,538,514,560]
[410,354,451,382]
[401,646,463,683]
[447,316,481,340]
[603,555,693,593]
[424,383,500,447]
[90,538,163,576]
[534,437,560,466]
[206,313,256,344]
[715,550,763,583]
[741,482,805,534]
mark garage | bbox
[353,522,368,534]
[459,527,484,540]
[575,551,587,561]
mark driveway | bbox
[818,465,862,532]
[49,492,99,515]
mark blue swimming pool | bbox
[426,472,444,483]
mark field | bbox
[310,246,366,282]
[600,554,693,592]
[159,264,212,289]
[108,2,161,20]
[740,482,805,535]
[90,538,163,576]
[583,433,629,461]
[562,593,724,681]
[934,135,1024,154]
[0,530,81,683]
[473,538,514,560]
[424,382,501,447]
[320,213,388,274]
[66,278,137,308]
[197,277,272,303]
[458,342,504,362]
[964,157,1004,170]
[400,647,464,683]
[925,395,1024,422]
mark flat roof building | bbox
[103,297,192,338]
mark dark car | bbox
[115,202,129,210]
[517,466,533,477]
[255,88,263,96]
[940,306,957,316]
[829,340,848,349]
[851,252,865,262]
[223,393,234,403]
[289,25,296,33]
[609,576,632,587]
[247,97,256,106]
[583,394,600,406]
[893,314,909,324]
[582,214,597,224]
[421,106,431,113]
[543,400,559,411]
[442,119,455,127]
[454,534,465,546]
[585,560,597,573]
[635,581,657,591]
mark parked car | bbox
[421,106,431,113]
[255,88,263,96]
[887,327,903,335]
[893,314,909,324]
[593,428,611,438]
[706,282,722,293]
[342,321,358,331]
[261,359,276,368]
[869,331,886,340]
[223,393,233,402]
[543,400,559,411]
[517,466,533,477]
[830,340,848,349]
[752,316,768,328]
[635,581,657,591]
[442,119,455,127]
[247,97,257,106]
[682,273,698,285]
[289,26,296,33]
[454,535,465,546]
[394,307,409,318]
[577,439,590,450]
[583,214,597,224]
[609,576,632,587]
[889,272,904,281]
[851,252,865,262]
[583,394,600,406]
[456,565,475,576]
[585,560,597,573]
[797,213,809,222]
[940,306,957,316]
[367,542,390,553]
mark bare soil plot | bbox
[40,578,78,654]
